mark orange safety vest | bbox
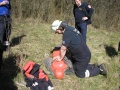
[51,50,67,79]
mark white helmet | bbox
[51,20,62,31]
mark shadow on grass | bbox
[10,35,26,47]
[0,54,21,90]
[104,45,118,57]
[118,41,120,51]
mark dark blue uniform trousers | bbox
[0,17,5,44]
[0,50,3,71]
[0,16,5,71]
[72,55,100,78]
[75,22,87,43]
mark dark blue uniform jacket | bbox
[73,2,94,24]
[62,26,91,60]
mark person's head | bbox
[51,20,68,34]
[74,0,82,6]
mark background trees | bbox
[11,0,120,31]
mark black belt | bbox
[0,15,10,21]
[0,15,10,18]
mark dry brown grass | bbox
[1,19,119,90]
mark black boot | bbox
[99,64,107,77]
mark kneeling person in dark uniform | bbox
[51,20,107,78]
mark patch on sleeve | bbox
[79,8,82,10]
[88,5,92,8]
[62,41,65,44]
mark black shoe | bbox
[99,64,107,77]
[93,63,99,67]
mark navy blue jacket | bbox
[62,26,91,59]
[73,2,94,24]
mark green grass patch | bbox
[1,20,120,90]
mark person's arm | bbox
[86,4,94,18]
[0,0,9,6]
[52,45,67,61]
[82,3,94,21]
[53,30,71,61]
[59,45,67,60]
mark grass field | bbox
[0,19,120,90]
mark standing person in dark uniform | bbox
[73,0,94,43]
[0,0,11,71]
[51,20,107,78]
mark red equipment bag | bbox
[23,61,54,90]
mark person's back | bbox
[63,26,91,58]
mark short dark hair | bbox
[59,21,68,29]
[58,26,64,30]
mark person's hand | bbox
[1,0,9,5]
[30,75,35,80]
[53,56,62,62]
[82,17,88,21]
[88,5,92,8]
[31,75,34,78]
